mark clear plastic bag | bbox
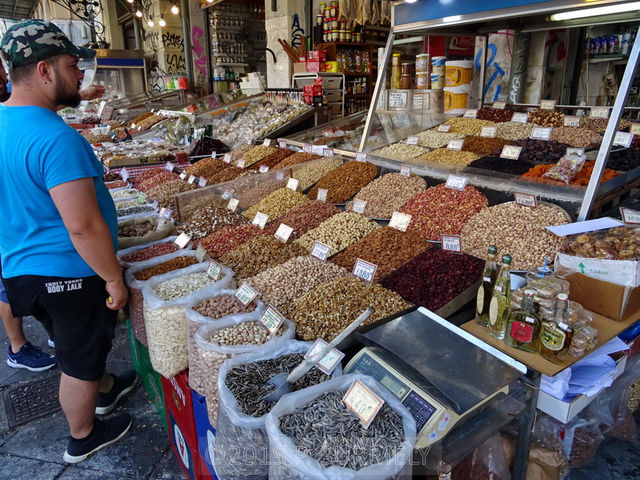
[450,432,510,480]
[542,152,585,184]
[264,373,416,480]
[117,215,177,249]
[141,262,233,378]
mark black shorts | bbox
[3,274,116,381]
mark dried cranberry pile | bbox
[381,249,484,311]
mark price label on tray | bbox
[353,258,378,284]
[247,139,254,145]
[631,124,640,136]
[564,116,581,127]
[276,171,285,181]
[441,235,462,253]
[120,167,129,183]
[613,131,634,148]
[356,152,368,162]
[445,174,467,191]
[252,212,269,230]
[514,192,538,208]
[259,165,270,173]
[236,159,246,169]
[437,124,451,133]
[493,101,506,110]
[352,199,367,214]
[531,127,552,141]
[316,188,328,202]
[187,175,197,184]
[211,151,216,158]
[174,233,191,249]
[311,241,331,262]
[447,139,464,151]
[620,207,640,225]
[234,283,259,308]
[305,339,345,375]
[159,207,171,218]
[206,260,223,281]
[304,143,313,153]
[511,112,529,123]
[259,305,286,335]
[263,139,272,147]
[222,189,233,200]
[389,212,412,232]
[137,193,147,204]
[481,126,497,138]
[279,140,287,149]
[223,153,232,163]
[198,177,207,187]
[342,380,385,429]
[407,136,419,145]
[195,243,208,263]
[179,172,188,180]
[463,109,478,119]
[227,198,239,212]
[500,145,523,160]
[287,177,299,191]
[540,100,557,110]
[400,165,411,177]
[165,161,175,172]
[274,223,294,243]
[323,148,334,157]
[590,107,609,119]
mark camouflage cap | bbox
[0,19,95,69]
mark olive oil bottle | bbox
[488,254,512,340]
[476,245,499,327]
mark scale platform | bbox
[345,307,525,450]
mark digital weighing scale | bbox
[345,307,527,451]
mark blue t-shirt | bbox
[0,104,118,278]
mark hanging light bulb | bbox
[126,0,133,3]
[135,8,143,17]
[206,0,213,3]
[147,18,154,27]
[159,15,166,27]
[170,2,179,15]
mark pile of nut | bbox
[294,212,380,254]
[514,139,569,163]
[443,118,495,135]
[152,272,218,301]
[117,205,156,218]
[106,180,127,189]
[372,143,428,161]
[134,256,197,281]
[138,171,179,192]
[476,107,514,123]
[461,136,510,156]
[179,196,226,222]
[550,127,601,147]
[208,321,287,347]
[184,157,228,178]
[560,226,640,260]
[414,149,479,168]
[466,156,537,175]
[281,276,410,341]
[262,201,340,240]
[416,131,466,149]
[581,117,629,134]
[111,189,137,199]
[461,201,570,269]
[206,165,243,184]
[401,184,488,240]
[345,173,426,219]
[193,294,257,319]
[146,179,197,209]
[246,255,350,308]
[115,199,139,209]
[237,178,287,210]
[528,109,565,128]
[273,152,320,169]
[495,122,534,141]
[144,297,190,378]
[229,144,255,162]
[118,220,156,238]
[120,241,179,264]
[330,227,431,282]
[292,157,343,190]
[178,206,247,240]
[241,188,309,221]
[238,145,278,168]
[307,161,378,204]
[249,149,295,171]
[199,224,265,258]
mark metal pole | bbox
[358,31,395,152]
[512,371,540,480]
[578,23,640,221]
[133,19,142,50]
[180,0,195,90]
[204,7,213,94]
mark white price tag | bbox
[259,165,269,173]
[174,233,192,249]
[211,151,217,158]
[540,100,557,110]
[407,136,419,145]
[195,243,208,262]
[437,124,451,133]
[187,175,197,184]
[159,208,172,219]
[400,165,411,177]
[274,223,294,243]
[481,126,497,138]
[287,178,299,191]
[223,153,232,163]
[514,192,538,208]
[206,260,223,280]
[590,107,609,119]
[263,139,272,147]
[311,241,331,261]
[252,212,269,229]
[233,283,258,308]
[196,177,206,187]
[630,123,640,136]
[564,116,581,127]
[566,148,585,157]
[613,131,634,148]
[276,171,285,181]
[179,172,188,180]
[278,140,287,149]
[463,109,478,119]
[388,91,408,108]
[236,159,246,169]
[221,189,233,200]
[323,148,334,157]
[165,161,175,172]
[356,152,368,162]
[342,380,385,429]
[353,258,378,284]
[227,198,239,212]
[511,112,529,123]
[352,199,367,214]
[258,305,285,335]
[620,207,640,225]
[304,143,313,153]
[531,127,552,141]
[447,139,464,151]
[305,338,345,375]
[493,101,506,109]
[317,188,328,202]
[441,235,462,253]
[445,174,467,191]
[120,168,129,183]
[500,145,523,160]
[247,139,254,145]
[388,212,412,232]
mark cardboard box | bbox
[307,50,326,62]
[536,353,627,423]
[192,390,218,479]
[293,62,307,74]
[306,61,325,72]
[303,84,323,96]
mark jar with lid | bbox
[331,18,338,29]
[316,14,323,26]
[339,30,347,42]
[345,30,352,42]
[330,0,338,17]
[390,53,401,89]
[319,2,326,14]
[400,62,413,89]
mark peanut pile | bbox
[372,143,428,161]
[414,149,479,168]
[262,201,340,241]
[241,188,309,221]
[307,161,378,204]
[416,131,466,149]
[495,122,534,141]
[345,173,426,219]
[133,256,197,281]
[292,157,343,190]
[294,212,380,254]
[443,118,494,135]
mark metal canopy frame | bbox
[0,0,35,21]
[359,0,640,221]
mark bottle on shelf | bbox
[505,289,541,353]
[390,53,401,90]
[487,254,513,340]
[476,245,499,327]
[539,293,574,364]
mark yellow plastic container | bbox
[444,85,470,113]
[445,60,473,87]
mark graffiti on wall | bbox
[165,52,186,72]
[291,14,304,48]
[163,32,183,49]
[191,26,208,77]
[145,30,160,51]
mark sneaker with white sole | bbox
[47,338,55,348]
[95,370,139,415]
[63,414,132,463]
[7,342,56,372]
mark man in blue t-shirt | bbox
[0,20,137,463]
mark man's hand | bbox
[79,85,105,101]
[105,277,128,310]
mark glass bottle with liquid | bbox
[488,254,513,340]
[539,293,574,364]
[505,289,541,352]
[390,53,401,89]
[476,245,499,327]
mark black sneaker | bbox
[95,370,139,415]
[6,342,56,372]
[63,414,132,463]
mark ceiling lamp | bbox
[159,15,166,27]
[171,1,179,15]
[550,2,640,21]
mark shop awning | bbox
[0,0,35,21]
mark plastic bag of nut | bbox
[193,314,294,425]
[141,261,235,378]
[184,287,266,393]
[117,236,191,269]
[214,340,341,480]
[117,215,177,250]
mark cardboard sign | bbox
[389,212,412,232]
[463,109,478,119]
[441,235,462,253]
[447,139,464,151]
[274,223,294,243]
[353,258,378,284]
[352,199,367,214]
[317,188,328,202]
[174,233,191,249]
[445,174,467,191]
[259,165,270,173]
[514,192,538,208]
[323,148,334,157]
[227,198,239,212]
[407,136,419,145]
[620,207,640,225]
[252,212,269,229]
[198,177,207,187]
[263,139,272,147]
[564,116,581,127]
[278,140,287,149]
[613,131,634,148]
[305,338,345,375]
[342,380,385,429]
[259,305,285,335]
[481,126,497,138]
[356,152,368,162]
[287,178,299,191]
[590,107,609,119]
[206,260,223,280]
[187,175,197,184]
[179,172,188,180]
[223,153,232,163]
[500,145,523,160]
[234,283,258,308]
[437,124,451,133]
[211,151,217,158]
[493,101,506,110]
[388,90,409,108]
[304,143,313,153]
[541,100,557,110]
[165,161,175,172]
[511,112,529,123]
[400,165,411,177]
[311,241,331,261]
[531,127,552,141]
